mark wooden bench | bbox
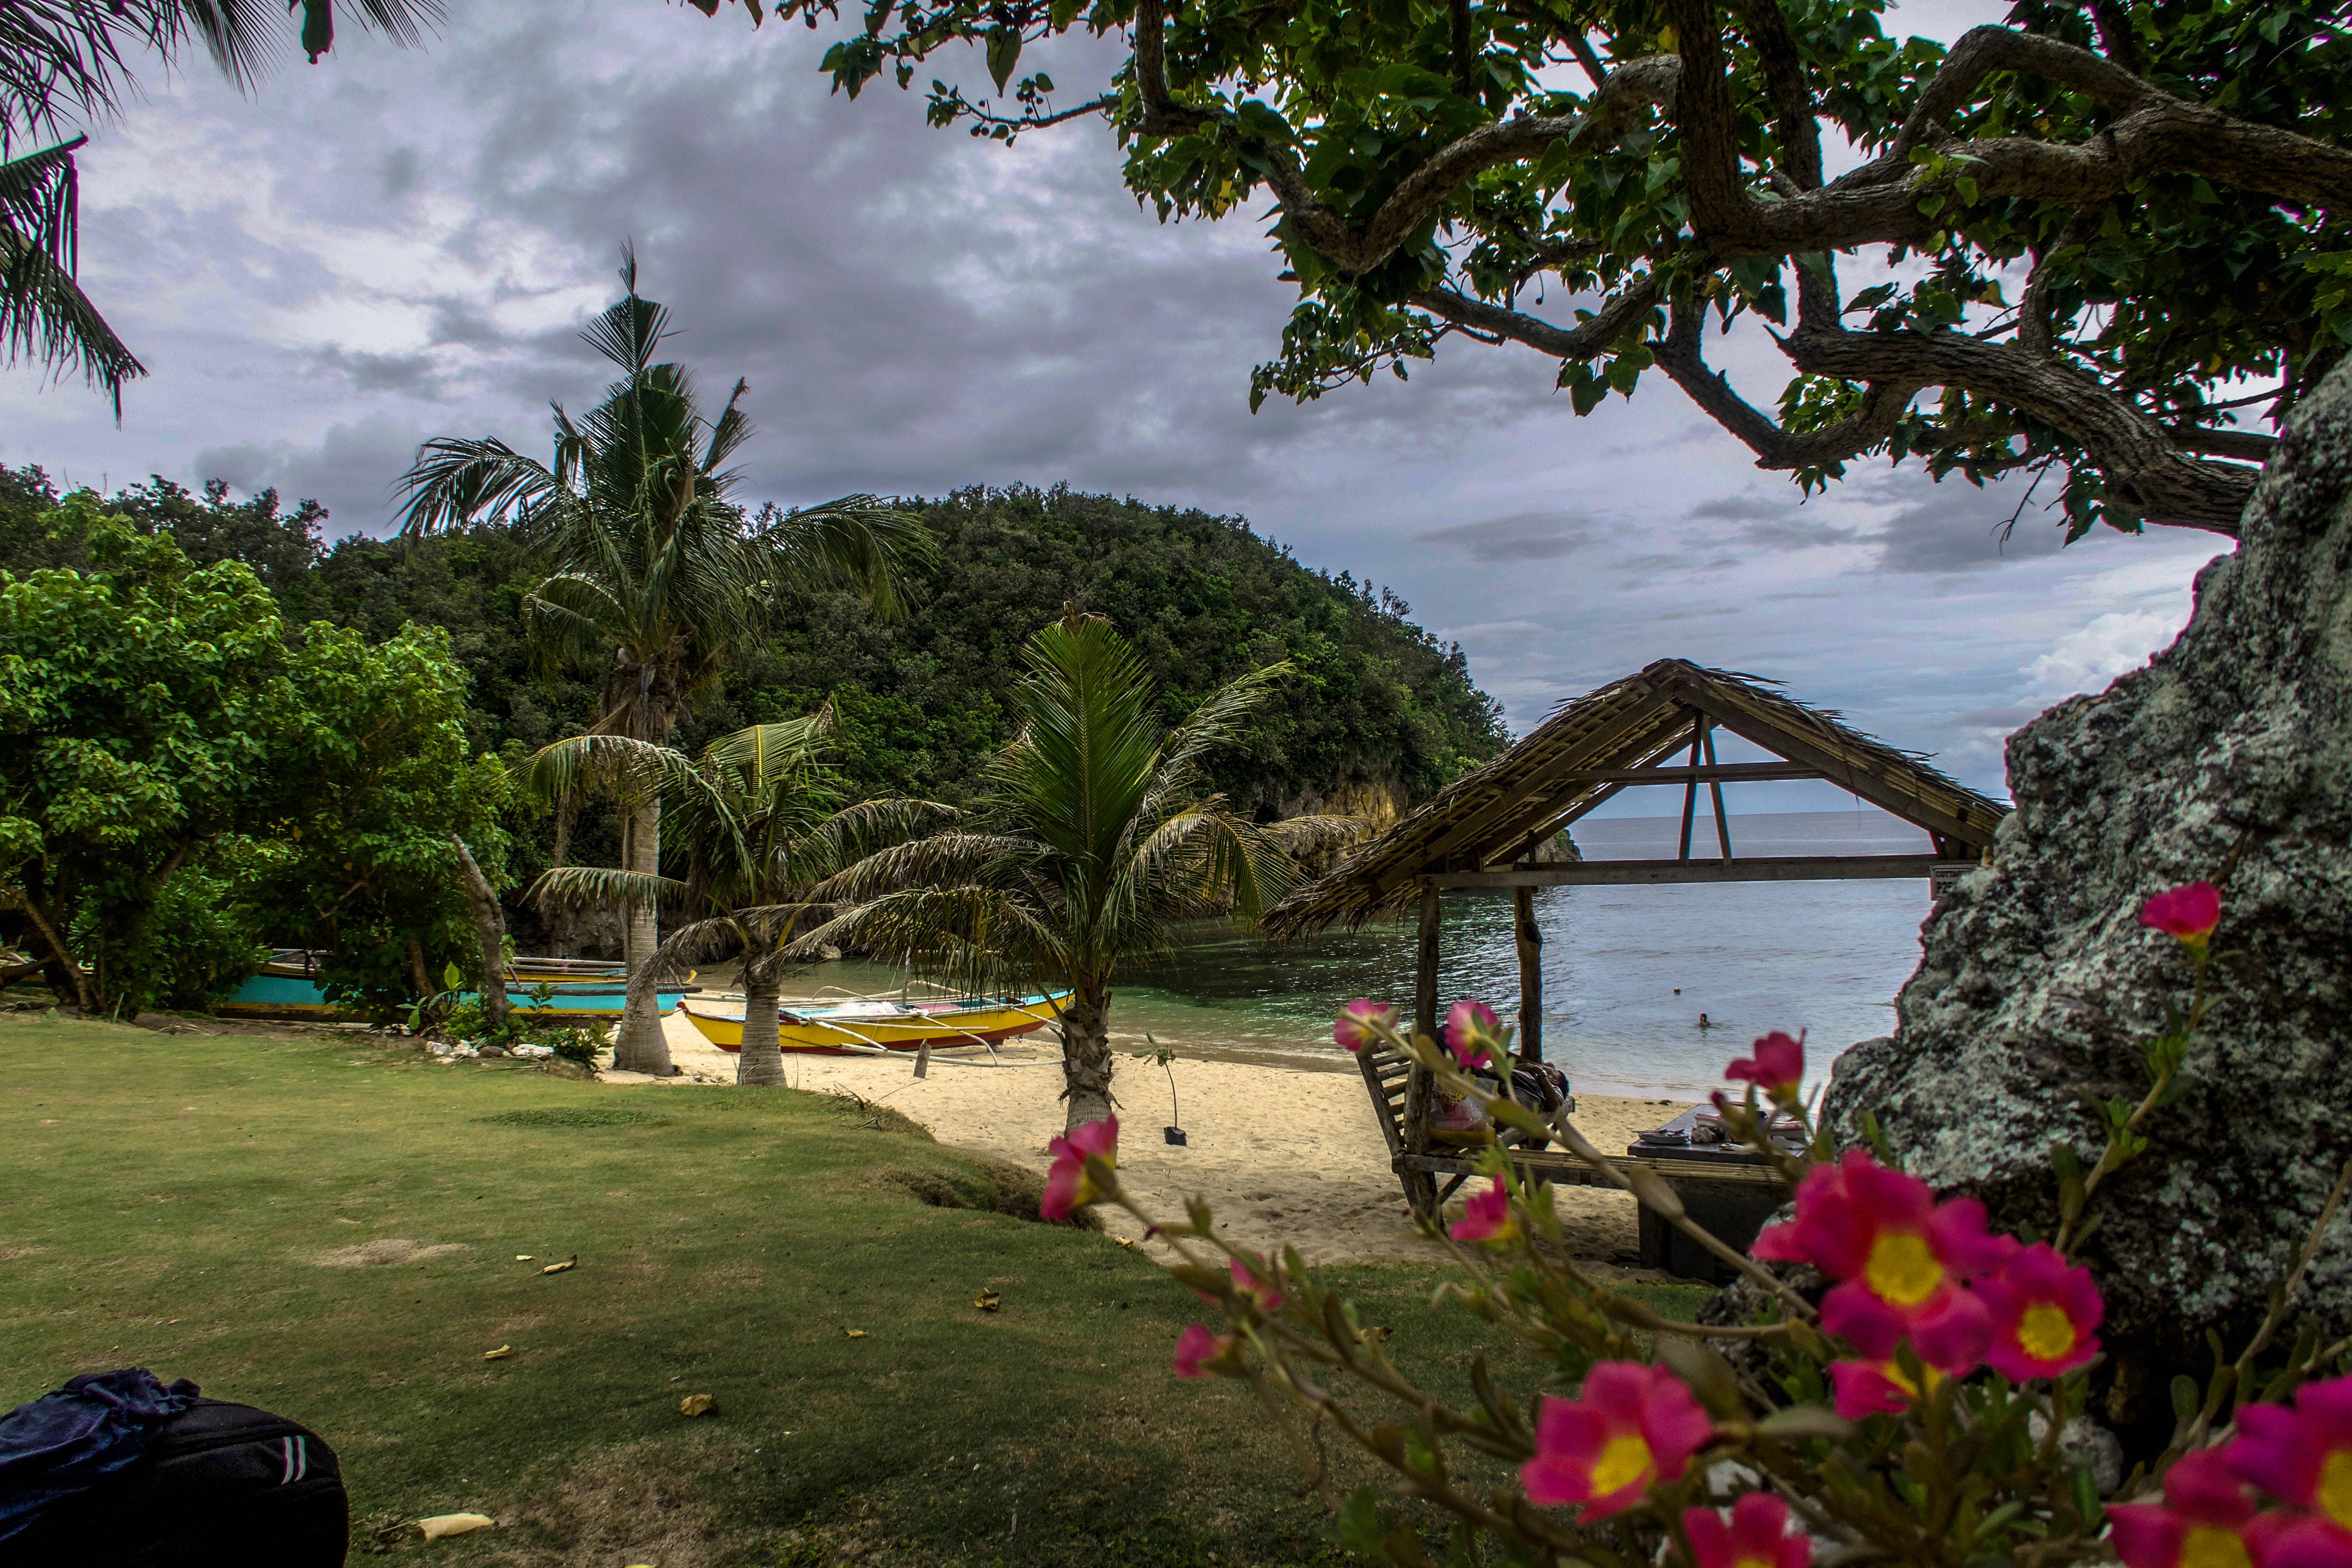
[1353,1039,1788,1281]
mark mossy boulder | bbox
[1826,362,2352,1436]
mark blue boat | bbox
[215,950,695,1020]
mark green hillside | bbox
[1,469,1506,920]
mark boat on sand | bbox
[680,989,1072,1055]
[215,950,697,1020]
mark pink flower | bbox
[2255,1516,2352,1568]
[1727,1030,1805,1097]
[2230,1374,2352,1535]
[1335,999,1398,1053]
[1445,999,1502,1067]
[1976,1241,2103,1381]
[2108,1448,2265,1568]
[1040,1114,1117,1221]
[1452,1178,1515,1244]
[2139,882,2222,947]
[1828,1358,1942,1420]
[1520,1362,1714,1517]
[1751,1150,2001,1363]
[1230,1256,1283,1314]
[1683,1493,1813,1568]
[1173,1323,1231,1379]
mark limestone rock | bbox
[1825,363,2352,1420]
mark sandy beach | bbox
[610,1009,1695,1271]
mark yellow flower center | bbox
[1882,1361,1942,1401]
[2180,1525,2253,1568]
[1589,1433,1654,1496]
[1865,1231,1944,1307]
[2319,1449,2352,1529]
[2015,1302,2078,1363]
[1734,1559,1776,1568]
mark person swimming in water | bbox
[1697,1012,1713,1029]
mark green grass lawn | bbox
[0,1014,1707,1567]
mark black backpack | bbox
[6,1398,348,1566]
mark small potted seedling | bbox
[1132,1034,1186,1145]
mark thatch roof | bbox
[1264,658,2008,937]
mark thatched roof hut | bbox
[1264,658,2009,1058]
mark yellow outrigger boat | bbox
[680,989,1072,1055]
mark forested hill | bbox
[0,472,1508,823]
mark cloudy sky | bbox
[0,0,2231,806]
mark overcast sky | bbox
[0,0,2231,807]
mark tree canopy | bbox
[0,494,507,1013]
[696,0,2350,542]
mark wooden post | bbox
[1701,726,1733,861]
[1415,884,1441,1042]
[1513,884,1543,1063]
[1677,711,1705,860]
[1406,884,1441,1157]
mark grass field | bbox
[0,1013,1708,1566]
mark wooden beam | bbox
[1513,885,1542,1063]
[1423,855,1970,888]
[1555,762,1824,785]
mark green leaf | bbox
[986,25,1022,93]
[2171,1374,2201,1421]
[443,962,464,992]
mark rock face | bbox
[1825,364,2352,1427]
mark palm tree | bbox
[524,712,948,1086]
[4,3,443,411]
[797,609,1359,1131]
[397,249,930,1075]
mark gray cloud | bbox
[0,0,2230,804]
[1412,511,1599,563]
[1865,473,2070,573]
[313,346,443,396]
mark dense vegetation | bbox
[0,466,1505,989]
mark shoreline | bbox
[612,1010,1699,1273]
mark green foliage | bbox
[0,494,509,1014]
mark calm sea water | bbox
[789,810,1939,1100]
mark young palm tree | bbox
[525,712,948,1087]
[397,249,929,1074]
[798,609,1359,1131]
[4,3,444,410]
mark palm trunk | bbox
[1058,982,1116,1131]
[737,950,787,1088]
[611,791,672,1075]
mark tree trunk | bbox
[610,791,672,1075]
[406,937,433,1013]
[16,891,95,1012]
[1058,982,1116,1131]
[738,950,787,1088]
[449,836,510,1032]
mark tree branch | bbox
[1256,55,1680,276]
[1780,322,2255,533]
[1411,276,1661,359]
[1654,295,1922,469]
[1133,0,1211,136]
